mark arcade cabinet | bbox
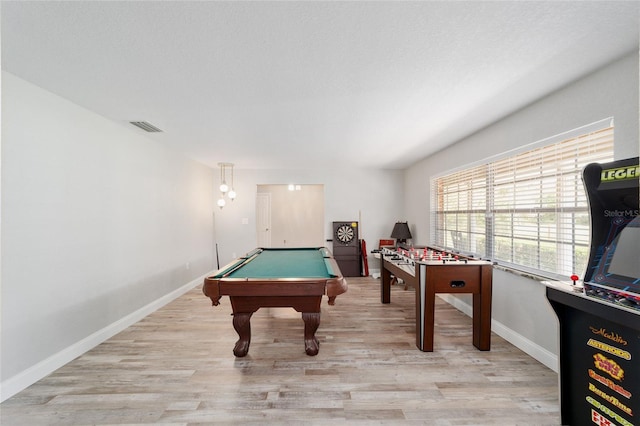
[546,157,639,426]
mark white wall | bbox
[1,72,216,400]
[257,184,325,248]
[211,167,405,269]
[405,51,640,370]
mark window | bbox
[431,119,614,280]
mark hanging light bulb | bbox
[219,163,229,193]
[217,197,226,209]
[227,165,236,200]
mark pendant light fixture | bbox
[217,163,236,209]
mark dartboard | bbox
[336,225,355,244]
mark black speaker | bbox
[332,222,360,276]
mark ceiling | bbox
[2,1,639,170]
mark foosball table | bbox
[379,246,493,352]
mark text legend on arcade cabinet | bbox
[580,316,637,426]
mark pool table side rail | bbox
[203,275,347,306]
[211,248,264,279]
[324,256,348,301]
[218,280,328,297]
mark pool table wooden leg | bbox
[302,312,320,356]
[232,312,252,357]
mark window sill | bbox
[492,263,557,283]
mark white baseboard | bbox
[0,273,209,403]
[438,294,558,373]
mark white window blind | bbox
[431,122,614,279]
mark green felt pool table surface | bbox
[217,247,337,279]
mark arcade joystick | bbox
[567,274,584,293]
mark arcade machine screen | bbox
[606,221,640,282]
[582,157,639,310]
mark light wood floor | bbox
[1,277,560,425]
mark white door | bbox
[256,192,272,247]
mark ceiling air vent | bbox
[129,121,163,132]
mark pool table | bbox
[203,247,348,357]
